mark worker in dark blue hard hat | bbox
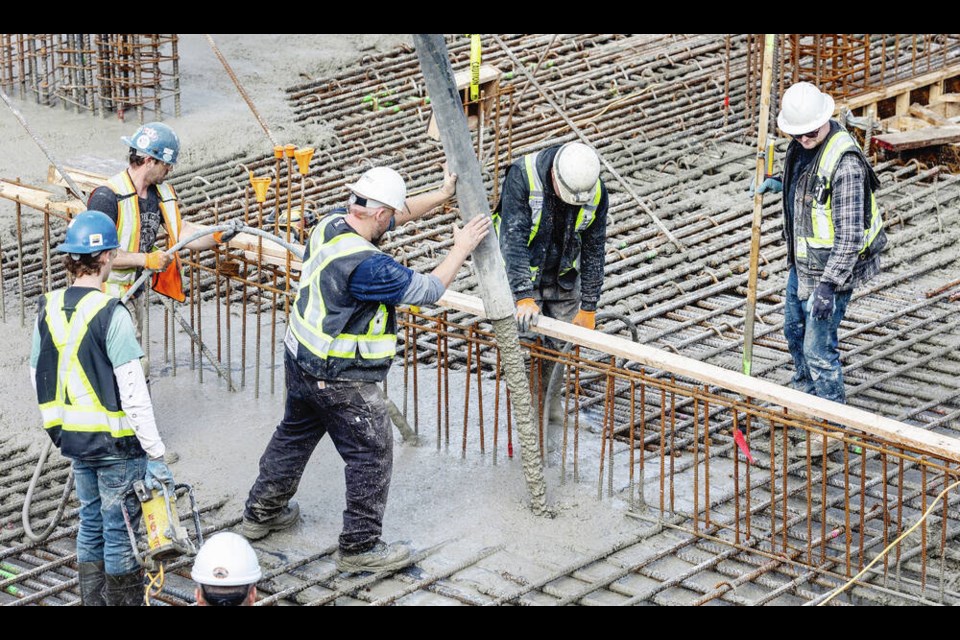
[30,210,175,606]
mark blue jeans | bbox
[244,351,393,554]
[72,456,147,575]
[783,267,851,404]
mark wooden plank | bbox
[436,289,960,462]
[908,102,952,126]
[228,231,302,271]
[873,126,960,151]
[895,91,911,116]
[837,64,960,111]
[930,81,943,103]
[47,165,108,194]
[0,179,85,216]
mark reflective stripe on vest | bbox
[102,173,182,297]
[522,151,602,279]
[803,130,883,255]
[288,216,397,362]
[37,290,131,437]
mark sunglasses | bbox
[793,127,822,141]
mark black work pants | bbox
[244,350,393,553]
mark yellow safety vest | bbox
[287,214,397,380]
[795,130,884,260]
[37,289,132,440]
[101,171,182,297]
[492,150,602,282]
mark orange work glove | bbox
[144,251,171,272]
[572,309,596,331]
[515,297,541,333]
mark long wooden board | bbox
[0,179,85,217]
[873,126,960,151]
[437,289,960,463]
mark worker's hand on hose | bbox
[213,219,244,245]
[572,309,597,331]
[144,250,173,272]
[452,215,492,254]
[144,458,175,491]
[748,177,783,195]
[439,163,458,200]
[515,297,541,333]
[810,281,836,321]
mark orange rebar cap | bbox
[294,147,315,175]
[250,176,271,203]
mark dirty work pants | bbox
[521,280,581,457]
[73,456,146,576]
[783,267,852,404]
[244,350,393,554]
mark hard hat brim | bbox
[554,178,594,205]
[777,94,835,135]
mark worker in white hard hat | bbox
[758,81,886,414]
[241,165,492,574]
[191,532,261,606]
[492,141,609,458]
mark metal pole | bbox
[742,34,776,377]
[204,34,279,148]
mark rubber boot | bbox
[104,569,144,606]
[77,561,106,606]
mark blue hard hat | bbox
[58,210,121,254]
[121,121,180,165]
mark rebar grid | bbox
[0,34,180,122]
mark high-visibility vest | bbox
[286,213,397,382]
[34,288,143,460]
[794,129,885,261]
[493,150,602,283]
[101,171,183,299]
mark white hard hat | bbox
[777,82,835,136]
[346,167,407,211]
[552,142,601,205]
[190,532,262,587]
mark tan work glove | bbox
[144,250,172,272]
[515,298,541,333]
[572,309,596,330]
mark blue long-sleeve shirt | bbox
[348,253,444,306]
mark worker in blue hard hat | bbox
[86,122,239,377]
[30,210,175,606]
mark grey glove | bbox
[145,458,174,491]
[748,177,783,195]
[811,281,836,321]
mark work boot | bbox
[77,561,106,606]
[334,541,412,574]
[240,500,301,540]
[103,570,144,606]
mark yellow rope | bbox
[144,563,165,606]
[818,478,960,606]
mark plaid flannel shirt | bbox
[792,153,881,299]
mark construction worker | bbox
[30,210,175,606]
[492,141,609,456]
[86,122,236,377]
[191,532,261,606]
[758,82,886,411]
[241,166,490,574]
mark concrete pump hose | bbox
[22,439,74,543]
[23,223,304,542]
